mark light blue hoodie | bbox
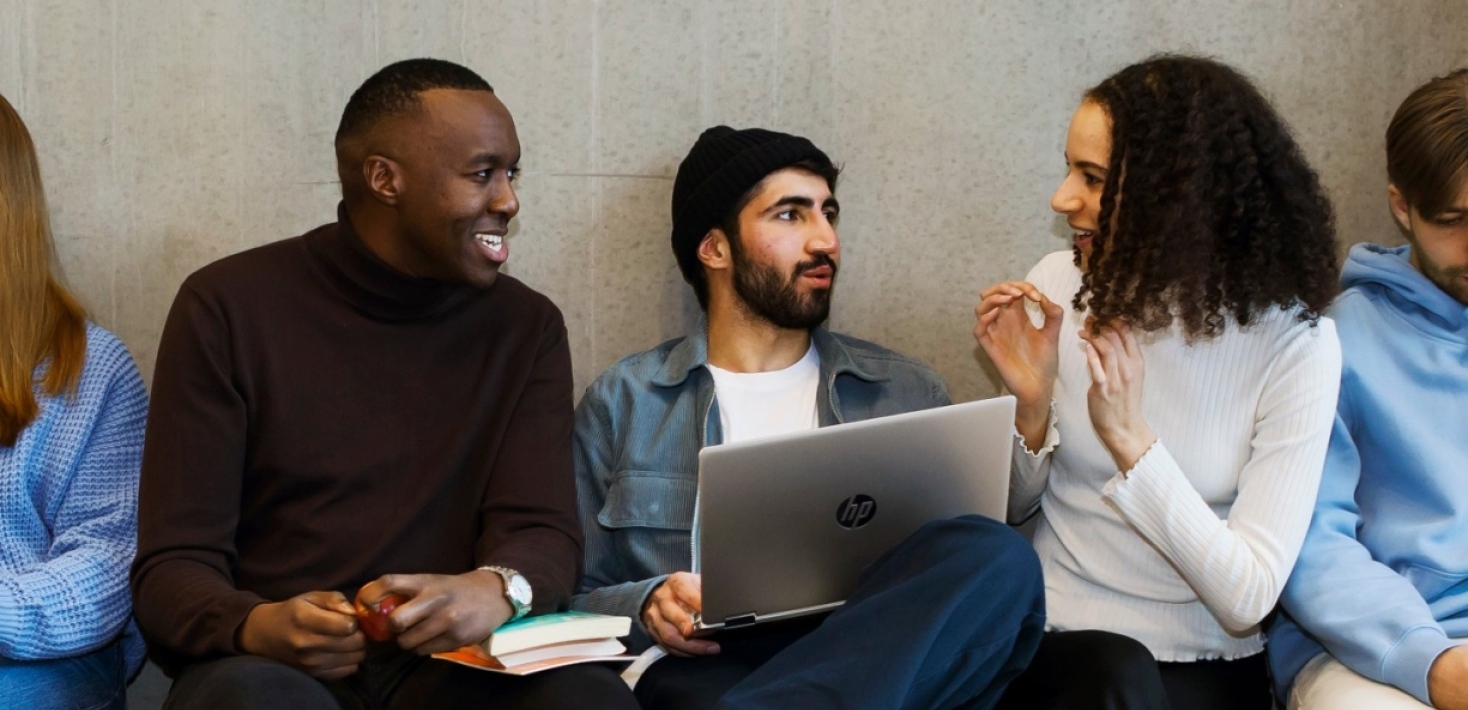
[1271,243,1468,704]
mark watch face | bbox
[508,575,532,605]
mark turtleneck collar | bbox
[305,203,481,321]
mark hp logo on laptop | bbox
[836,495,877,529]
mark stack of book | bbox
[434,611,634,675]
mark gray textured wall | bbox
[1,2,1462,706]
[3,0,1465,407]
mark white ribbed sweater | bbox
[1010,252,1342,661]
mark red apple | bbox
[354,591,408,642]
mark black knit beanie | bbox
[670,126,832,286]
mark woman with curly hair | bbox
[0,93,148,709]
[976,55,1343,709]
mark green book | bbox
[486,611,632,656]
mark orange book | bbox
[432,611,634,676]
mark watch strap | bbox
[479,565,531,621]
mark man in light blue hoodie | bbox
[1270,68,1468,709]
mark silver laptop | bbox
[692,396,1016,634]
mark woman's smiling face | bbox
[1051,99,1112,270]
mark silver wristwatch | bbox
[480,565,532,621]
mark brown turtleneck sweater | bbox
[131,207,580,674]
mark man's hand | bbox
[357,569,513,656]
[237,591,366,680]
[642,572,719,657]
[973,281,1063,449]
[1430,646,1468,710]
[1078,319,1156,473]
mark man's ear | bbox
[1387,183,1413,236]
[697,228,733,272]
[364,155,404,206]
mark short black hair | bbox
[335,58,493,148]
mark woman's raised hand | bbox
[1078,319,1157,473]
[974,281,1064,447]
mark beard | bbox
[729,243,837,330]
[1417,252,1468,305]
[1408,232,1468,305]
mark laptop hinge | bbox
[723,612,758,629]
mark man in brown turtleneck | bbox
[131,59,638,710]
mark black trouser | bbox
[162,645,639,710]
[637,515,1047,710]
[634,615,825,710]
[995,630,1273,710]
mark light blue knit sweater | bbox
[0,323,147,676]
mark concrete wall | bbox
[3,1,1464,403]
[3,2,1464,706]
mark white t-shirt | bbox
[706,344,821,443]
[627,343,824,684]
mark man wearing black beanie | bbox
[570,126,1046,710]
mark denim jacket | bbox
[569,323,950,650]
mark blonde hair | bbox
[0,93,87,446]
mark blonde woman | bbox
[0,93,148,710]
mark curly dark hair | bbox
[1076,55,1339,338]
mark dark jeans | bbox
[637,515,1047,710]
[0,640,126,710]
[995,630,1274,710]
[635,616,825,710]
[162,644,639,710]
